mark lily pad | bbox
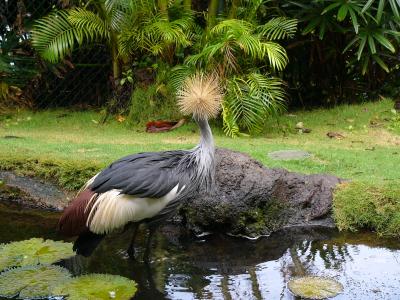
[53,273,137,300]
[268,150,311,160]
[288,276,343,299]
[0,238,75,271]
[0,265,71,299]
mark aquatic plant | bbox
[0,238,75,271]
[0,265,71,299]
[287,276,343,299]
[53,273,137,300]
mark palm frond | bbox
[258,17,298,40]
[222,101,240,137]
[169,64,196,91]
[261,42,289,71]
[235,33,264,59]
[211,19,255,36]
[145,14,192,48]
[247,73,286,115]
[68,8,110,40]
[105,0,132,32]
[225,76,266,133]
[223,72,286,135]
[32,10,86,63]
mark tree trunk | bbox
[110,25,120,82]
[183,0,191,11]
[228,0,239,19]
[207,0,219,29]
[158,0,169,19]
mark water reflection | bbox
[1,202,400,300]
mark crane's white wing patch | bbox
[86,184,182,234]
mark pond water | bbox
[1,202,400,300]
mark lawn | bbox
[1,98,400,236]
[1,98,399,187]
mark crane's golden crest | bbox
[177,73,223,120]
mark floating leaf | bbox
[0,265,71,299]
[53,273,137,300]
[288,276,343,299]
[0,238,75,271]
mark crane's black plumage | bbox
[90,151,190,198]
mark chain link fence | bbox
[1,0,111,108]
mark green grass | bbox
[1,99,399,184]
[1,99,400,235]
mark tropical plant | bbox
[118,0,194,64]
[175,4,297,136]
[32,1,130,81]
[293,0,400,74]
[32,0,195,81]
[278,0,400,105]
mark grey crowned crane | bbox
[58,74,223,259]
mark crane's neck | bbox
[190,117,215,191]
[197,118,214,150]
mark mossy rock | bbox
[288,276,343,299]
[0,238,75,271]
[333,181,400,237]
[0,265,71,299]
[53,273,137,300]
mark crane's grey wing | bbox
[89,151,189,198]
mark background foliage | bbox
[1,0,400,135]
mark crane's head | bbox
[177,73,223,121]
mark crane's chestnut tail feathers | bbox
[177,73,223,120]
[58,189,97,236]
[73,232,105,257]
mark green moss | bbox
[287,276,343,299]
[333,181,400,237]
[0,238,75,271]
[53,273,137,300]
[0,156,100,190]
[233,199,287,237]
[0,265,71,299]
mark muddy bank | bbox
[0,149,342,236]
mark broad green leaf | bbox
[52,273,137,300]
[0,265,71,299]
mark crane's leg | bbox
[127,223,140,259]
[143,225,158,262]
